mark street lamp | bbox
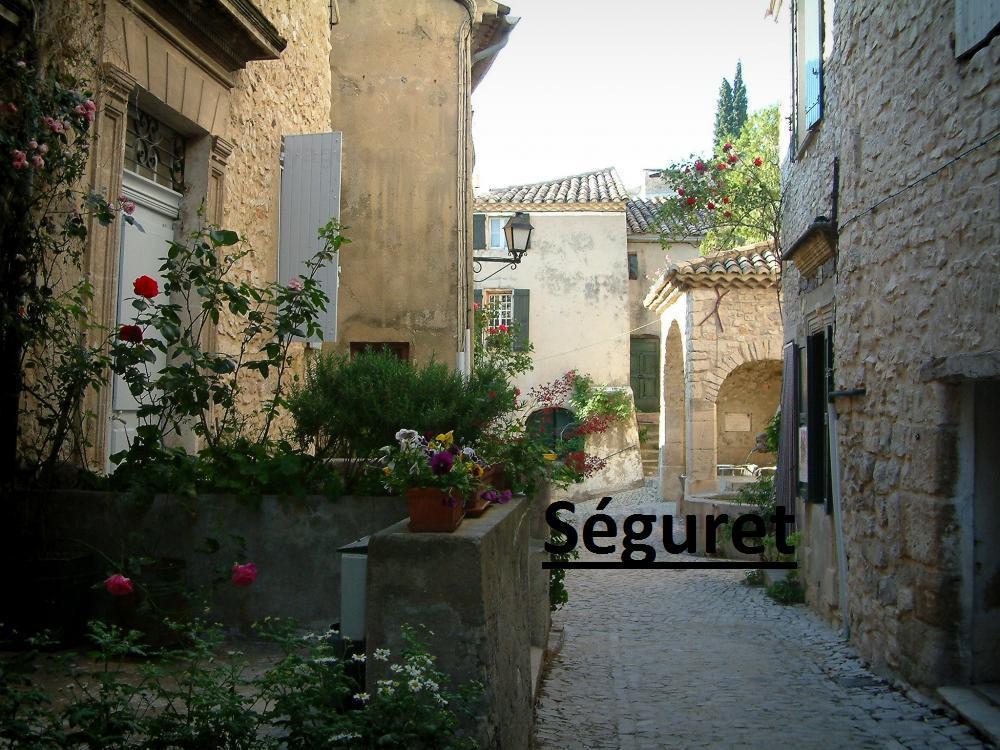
[474,211,533,282]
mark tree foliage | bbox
[713,62,749,150]
[657,105,781,254]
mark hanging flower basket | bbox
[406,487,465,532]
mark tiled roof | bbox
[475,167,627,208]
[626,196,670,233]
[643,241,778,310]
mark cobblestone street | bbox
[533,484,991,750]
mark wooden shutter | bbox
[279,132,342,341]
[775,341,800,516]
[803,0,823,129]
[474,288,483,306]
[473,214,486,250]
[955,0,1000,58]
[512,289,529,351]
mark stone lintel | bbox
[920,350,1000,383]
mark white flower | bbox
[373,648,390,661]
[462,446,477,459]
[435,694,449,706]
[313,656,339,665]
[353,692,370,703]
[408,678,422,692]
[395,428,420,445]
[390,663,404,673]
[351,653,366,663]
[331,732,361,741]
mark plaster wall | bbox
[780,0,999,687]
[627,237,700,332]
[331,0,473,366]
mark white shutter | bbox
[279,132,342,341]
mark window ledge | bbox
[794,122,821,162]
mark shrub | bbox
[288,351,514,488]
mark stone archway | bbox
[661,320,686,500]
[715,359,782,466]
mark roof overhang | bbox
[474,200,627,213]
[470,2,519,90]
[782,217,838,277]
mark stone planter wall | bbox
[5,491,408,631]
[364,490,552,749]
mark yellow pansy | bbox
[382,466,392,476]
[435,430,454,446]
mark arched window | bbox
[526,407,576,448]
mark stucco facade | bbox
[780,0,999,689]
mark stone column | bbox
[685,396,718,495]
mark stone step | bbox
[938,685,1000,746]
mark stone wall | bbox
[780,0,999,687]
[715,359,782,466]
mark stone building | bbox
[643,243,783,504]
[473,167,644,498]
[778,0,999,694]
[4,0,514,467]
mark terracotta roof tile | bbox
[626,196,671,233]
[476,167,627,207]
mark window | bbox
[526,408,576,449]
[628,253,639,280]
[475,288,530,351]
[483,290,513,329]
[489,217,506,250]
[125,104,186,191]
[791,0,825,151]
[349,342,410,360]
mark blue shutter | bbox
[279,132,342,341]
[803,0,823,129]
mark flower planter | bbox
[405,487,465,532]
[487,463,510,492]
[464,493,492,518]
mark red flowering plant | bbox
[1,31,139,486]
[107,219,348,481]
[652,105,781,255]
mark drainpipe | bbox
[827,387,865,638]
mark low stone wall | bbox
[678,493,762,560]
[6,491,408,631]
[556,418,645,502]
[365,493,550,749]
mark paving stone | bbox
[533,482,991,749]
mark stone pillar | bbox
[365,498,534,750]
[83,63,135,468]
[685,396,718,495]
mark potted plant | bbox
[378,429,481,532]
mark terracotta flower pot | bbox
[464,491,491,518]
[406,487,465,532]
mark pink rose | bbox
[31,154,44,169]
[104,574,134,596]
[231,562,258,587]
[122,200,136,215]
[37,143,48,154]
[11,149,27,169]
[287,276,304,292]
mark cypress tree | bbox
[713,78,734,150]
[731,61,748,138]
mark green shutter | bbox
[473,214,486,250]
[474,288,482,306]
[512,289,529,351]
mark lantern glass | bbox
[502,212,533,261]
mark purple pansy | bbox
[430,450,454,475]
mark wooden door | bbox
[630,337,659,413]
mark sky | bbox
[472,0,790,194]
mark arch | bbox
[715,360,783,466]
[703,337,780,404]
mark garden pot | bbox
[405,488,464,532]
[486,464,510,492]
[464,493,491,518]
[110,557,190,648]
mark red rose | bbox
[231,562,258,587]
[133,275,159,298]
[722,142,732,151]
[104,574,134,596]
[753,157,763,167]
[498,324,509,333]
[717,163,727,170]
[686,197,696,206]
[676,188,684,196]
[488,390,497,399]
[724,210,733,218]
[695,161,705,172]
[722,196,730,204]
[728,154,738,164]
[119,324,143,343]
[514,387,521,396]
[707,201,715,210]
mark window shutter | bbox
[775,341,799,515]
[955,0,1000,58]
[512,288,529,351]
[803,0,823,129]
[474,288,483,306]
[279,132,342,341]
[473,214,486,250]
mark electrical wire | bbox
[530,318,661,364]
[838,129,1000,231]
